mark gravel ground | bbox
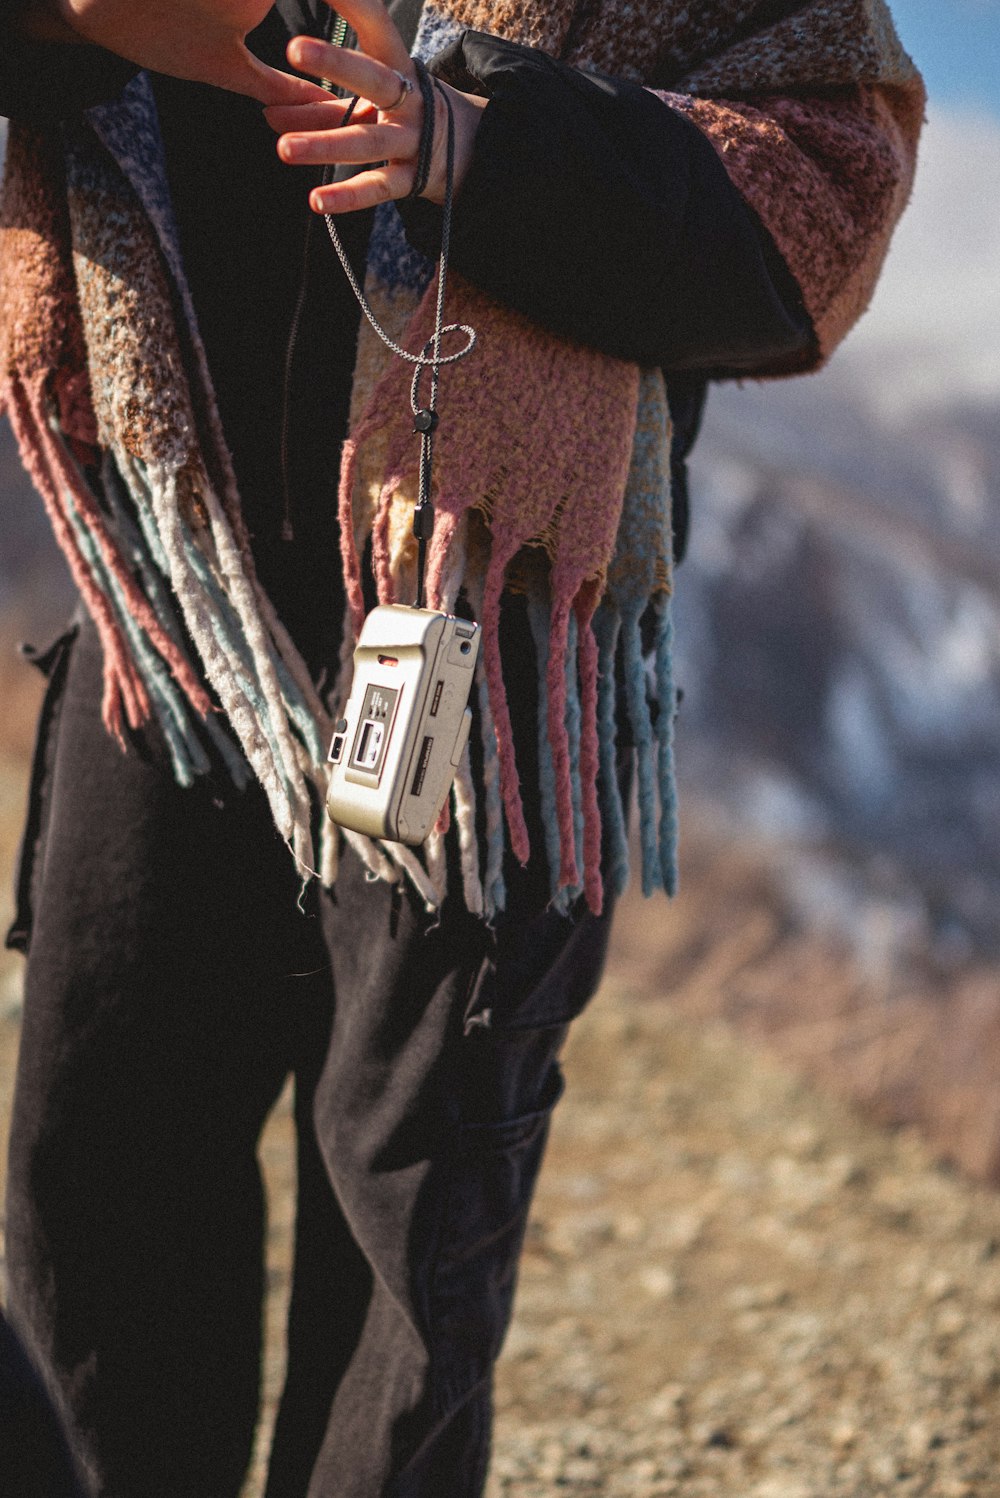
[483,995,1000,1498]
[247,970,1000,1498]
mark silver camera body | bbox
[326,604,481,845]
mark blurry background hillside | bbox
[676,96,1000,973]
[1,0,1000,1181]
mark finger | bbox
[309,162,413,214]
[229,47,332,106]
[287,36,413,111]
[318,0,411,73]
[278,121,415,166]
[264,97,371,133]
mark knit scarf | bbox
[0,0,923,918]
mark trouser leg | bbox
[264,1002,375,1498]
[291,593,624,1498]
[0,1307,88,1498]
[301,834,617,1498]
[6,611,623,1498]
[4,619,326,1498]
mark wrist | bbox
[422,84,487,207]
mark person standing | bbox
[0,1,924,1493]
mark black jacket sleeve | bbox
[400,30,814,378]
[0,1,138,120]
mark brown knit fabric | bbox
[444,0,924,369]
[0,0,925,912]
[665,79,923,362]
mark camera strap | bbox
[322,65,477,611]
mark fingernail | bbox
[279,136,303,160]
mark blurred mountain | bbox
[671,106,1000,968]
[675,378,1000,967]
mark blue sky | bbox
[889,0,1000,118]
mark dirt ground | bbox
[2,747,1000,1497]
[243,950,1000,1498]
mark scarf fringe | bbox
[1,64,681,920]
[568,605,601,910]
[4,364,680,919]
[3,0,924,918]
[2,362,337,879]
[527,592,577,915]
[564,610,587,909]
[64,479,210,787]
[653,598,680,896]
[478,548,530,868]
[574,596,604,915]
[592,607,630,899]
[595,595,680,899]
[5,372,149,742]
[476,660,507,919]
[100,454,251,786]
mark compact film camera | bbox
[326,604,481,845]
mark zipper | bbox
[279,7,349,542]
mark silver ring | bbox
[382,69,414,113]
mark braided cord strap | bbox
[406,58,436,202]
[323,74,474,608]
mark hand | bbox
[20,0,330,105]
[264,0,486,213]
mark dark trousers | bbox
[4,616,616,1498]
[0,1307,87,1497]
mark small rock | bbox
[751,1479,812,1498]
[924,1270,957,1302]
[825,1153,866,1188]
[868,1452,901,1483]
[638,1265,678,1300]
[561,1456,600,1482]
[904,1420,940,1456]
[727,1282,790,1311]
[658,1209,705,1250]
[645,1383,686,1420]
[503,1324,540,1361]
